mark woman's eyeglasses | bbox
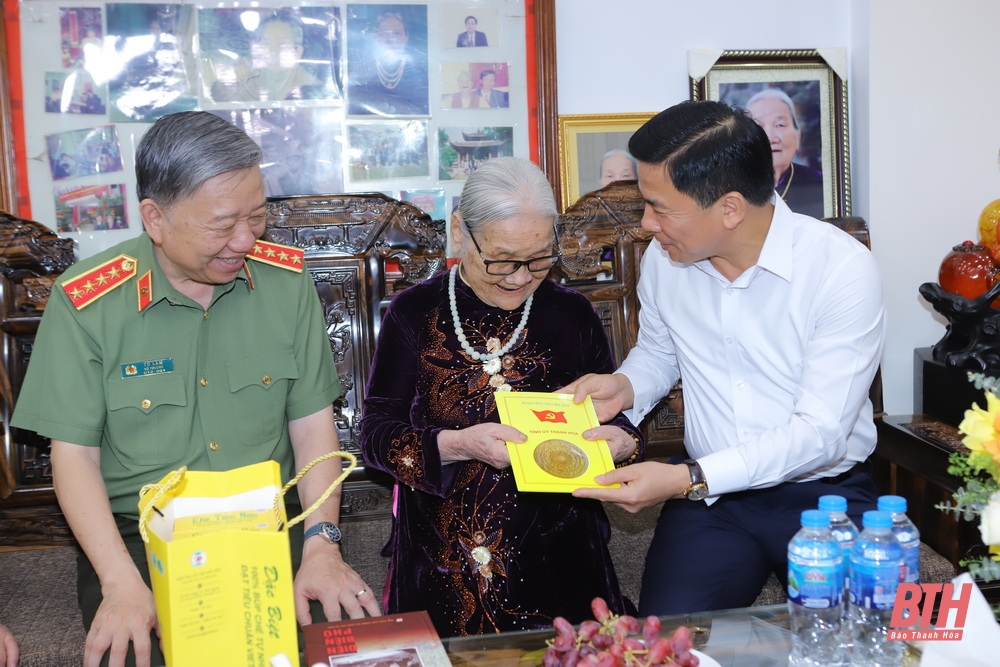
[465,224,562,276]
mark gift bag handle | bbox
[137,451,357,542]
[138,466,189,544]
[281,450,356,530]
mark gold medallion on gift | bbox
[533,439,589,479]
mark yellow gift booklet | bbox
[494,391,619,492]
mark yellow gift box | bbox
[138,453,356,667]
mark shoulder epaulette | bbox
[246,240,304,273]
[61,254,138,310]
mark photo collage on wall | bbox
[29,1,527,235]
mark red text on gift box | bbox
[887,582,973,641]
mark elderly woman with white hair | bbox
[360,156,642,636]
[598,148,638,188]
[746,87,825,217]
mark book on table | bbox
[493,391,618,492]
[302,610,449,667]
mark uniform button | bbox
[742,428,749,437]
[736,381,745,389]
[725,337,733,345]
[209,441,219,451]
[141,399,151,409]
[200,377,208,387]
[262,376,272,385]
[203,312,210,320]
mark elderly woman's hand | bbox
[582,425,638,462]
[438,423,526,469]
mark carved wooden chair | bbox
[263,193,447,521]
[0,211,74,512]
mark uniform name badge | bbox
[121,358,175,379]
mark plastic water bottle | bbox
[849,510,905,667]
[878,495,920,585]
[787,509,845,666]
[819,495,859,652]
[819,495,859,593]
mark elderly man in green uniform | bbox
[12,111,381,667]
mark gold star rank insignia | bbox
[61,254,139,310]
[136,270,153,312]
[246,240,304,273]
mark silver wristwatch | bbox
[303,521,342,544]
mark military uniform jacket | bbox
[12,233,342,518]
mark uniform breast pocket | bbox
[106,373,189,466]
[227,351,299,446]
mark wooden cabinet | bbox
[873,414,1000,602]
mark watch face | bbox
[686,483,708,501]
[318,522,342,543]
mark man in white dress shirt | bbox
[566,100,885,614]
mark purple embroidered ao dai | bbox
[360,270,643,637]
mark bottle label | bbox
[850,559,904,610]
[788,561,841,608]
[904,546,920,584]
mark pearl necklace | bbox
[375,56,405,89]
[448,264,532,364]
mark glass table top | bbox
[442,604,793,666]
[442,604,923,667]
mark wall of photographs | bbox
[19,0,530,260]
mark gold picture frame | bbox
[557,113,654,211]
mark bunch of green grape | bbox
[542,598,699,666]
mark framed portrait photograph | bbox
[690,49,850,218]
[442,6,500,49]
[345,3,429,116]
[557,113,655,209]
[197,6,343,105]
[105,3,198,122]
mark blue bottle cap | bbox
[862,510,892,529]
[878,495,908,512]
[818,495,848,512]
[801,509,831,528]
